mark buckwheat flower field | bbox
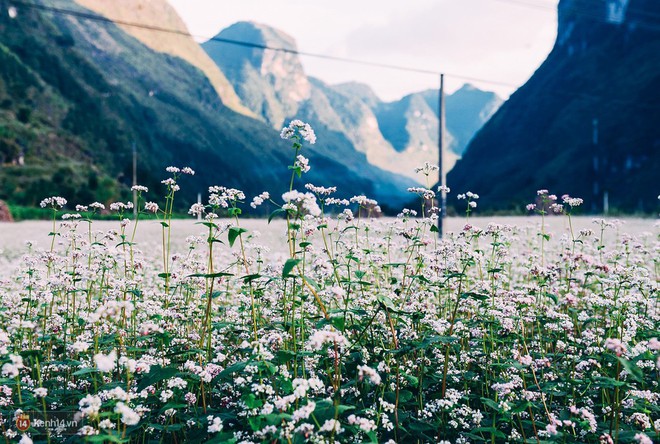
[0,123,658,444]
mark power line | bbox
[7,0,520,89]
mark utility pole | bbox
[591,118,599,213]
[437,73,446,237]
[132,141,137,217]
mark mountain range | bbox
[203,20,502,183]
[0,0,501,214]
[448,0,660,213]
[5,0,650,215]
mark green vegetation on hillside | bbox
[0,1,411,215]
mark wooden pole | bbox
[132,141,137,217]
[437,74,446,237]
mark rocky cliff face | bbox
[448,0,660,212]
[203,22,310,129]
[74,0,251,115]
[204,22,501,184]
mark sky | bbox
[168,0,560,101]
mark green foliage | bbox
[0,1,415,216]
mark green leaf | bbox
[472,427,508,439]
[218,361,248,379]
[511,401,533,414]
[329,316,345,330]
[228,227,248,247]
[72,367,98,376]
[303,276,320,291]
[545,292,558,304]
[136,365,179,391]
[203,291,223,299]
[313,399,355,422]
[593,376,626,388]
[461,292,489,301]
[377,294,396,310]
[196,221,217,229]
[398,389,414,402]
[85,433,127,443]
[268,208,286,223]
[275,350,296,364]
[187,272,233,279]
[241,274,262,283]
[244,393,262,409]
[480,397,502,412]
[282,258,301,278]
[617,357,644,382]
[403,373,419,387]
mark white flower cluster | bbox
[407,187,436,200]
[319,419,343,434]
[40,196,67,209]
[208,186,245,208]
[604,337,626,356]
[161,178,180,192]
[94,349,117,372]
[357,365,381,385]
[292,401,316,422]
[294,154,311,173]
[109,201,134,212]
[207,415,223,433]
[250,191,270,209]
[280,120,316,144]
[144,201,159,213]
[347,414,376,433]
[182,360,222,383]
[307,326,350,352]
[350,195,378,207]
[304,183,336,196]
[188,203,205,217]
[282,190,321,217]
[79,394,102,417]
[90,300,134,323]
[272,377,324,411]
[457,191,479,209]
[165,166,195,175]
[115,402,140,425]
[457,191,478,200]
[562,194,584,207]
[32,387,47,398]
[1,354,24,378]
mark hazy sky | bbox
[169,0,560,100]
